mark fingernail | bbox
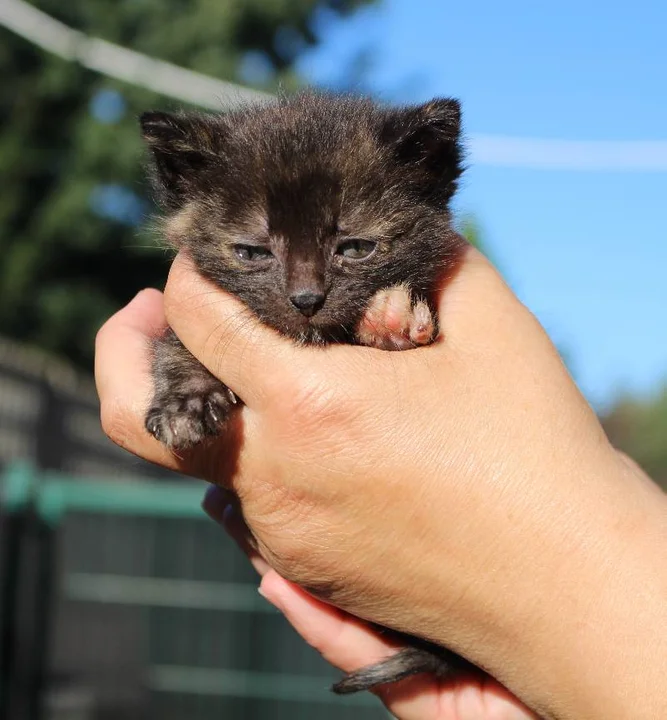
[258,581,283,612]
[201,485,228,524]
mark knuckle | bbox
[256,506,329,577]
[260,533,312,581]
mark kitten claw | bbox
[205,402,220,424]
[145,387,233,451]
[356,286,435,350]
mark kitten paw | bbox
[355,286,435,350]
[145,387,236,451]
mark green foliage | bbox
[0,0,375,368]
[457,214,500,270]
[601,388,667,488]
[458,215,484,251]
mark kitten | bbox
[140,92,468,694]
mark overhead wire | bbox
[2,0,667,171]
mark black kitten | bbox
[140,91,468,694]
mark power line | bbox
[0,0,270,109]
[469,133,667,172]
[2,0,667,171]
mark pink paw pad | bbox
[356,286,435,350]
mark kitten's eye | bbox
[234,245,273,262]
[336,239,377,260]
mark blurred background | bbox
[0,0,665,718]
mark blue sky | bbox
[297,0,667,411]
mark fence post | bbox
[35,381,66,472]
[0,464,59,720]
[24,511,56,720]
[0,464,35,720]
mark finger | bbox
[95,289,174,464]
[435,246,532,348]
[259,571,403,675]
[457,679,539,720]
[95,289,244,481]
[202,485,270,575]
[260,573,537,720]
[162,250,428,405]
[259,572,447,719]
[162,250,512,404]
[162,247,533,415]
[163,253,304,408]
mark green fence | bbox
[0,463,388,720]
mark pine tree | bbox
[0,0,375,367]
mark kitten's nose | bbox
[290,291,325,317]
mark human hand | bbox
[96,247,667,719]
[205,486,538,720]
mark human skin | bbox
[96,247,667,720]
[204,484,539,720]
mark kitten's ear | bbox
[140,111,217,207]
[381,99,463,196]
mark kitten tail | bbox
[331,646,456,695]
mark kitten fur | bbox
[140,91,467,694]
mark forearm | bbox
[424,452,667,720]
[540,461,667,720]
